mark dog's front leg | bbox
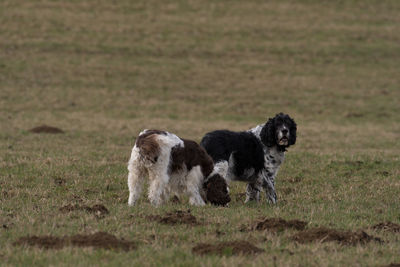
[186,166,205,206]
[261,170,277,204]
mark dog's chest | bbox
[264,147,284,173]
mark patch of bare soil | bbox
[147,210,199,225]
[28,125,64,134]
[14,232,136,251]
[371,222,400,233]
[291,227,383,245]
[59,204,109,217]
[382,264,400,267]
[241,217,308,232]
[192,240,264,256]
[204,174,231,206]
[69,232,136,251]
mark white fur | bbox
[127,130,206,207]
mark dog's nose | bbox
[282,129,288,135]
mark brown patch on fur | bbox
[192,240,264,256]
[291,227,383,245]
[14,232,136,251]
[28,125,64,134]
[371,222,400,233]
[170,139,214,177]
[146,210,199,225]
[136,130,166,163]
[204,174,230,206]
[241,217,307,232]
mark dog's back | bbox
[170,138,214,178]
[200,130,265,179]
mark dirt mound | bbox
[372,222,400,233]
[28,125,64,134]
[147,210,198,225]
[69,232,136,251]
[292,227,383,245]
[14,232,136,251]
[241,217,307,232]
[192,240,264,256]
[204,174,230,206]
[59,204,109,217]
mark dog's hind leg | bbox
[127,157,146,206]
[245,176,262,203]
[148,170,169,207]
[185,166,206,206]
[245,183,261,203]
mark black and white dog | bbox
[200,113,297,204]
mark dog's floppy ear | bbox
[260,117,276,147]
[203,178,211,190]
[286,115,297,146]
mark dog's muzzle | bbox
[278,136,289,146]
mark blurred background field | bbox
[1,1,399,266]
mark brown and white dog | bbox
[127,129,230,207]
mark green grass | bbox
[1,0,400,266]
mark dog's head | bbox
[260,113,297,151]
[203,174,230,206]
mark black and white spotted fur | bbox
[200,113,297,204]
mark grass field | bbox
[1,0,400,266]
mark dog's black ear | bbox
[260,117,276,147]
[286,115,297,146]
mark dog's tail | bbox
[135,133,161,165]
